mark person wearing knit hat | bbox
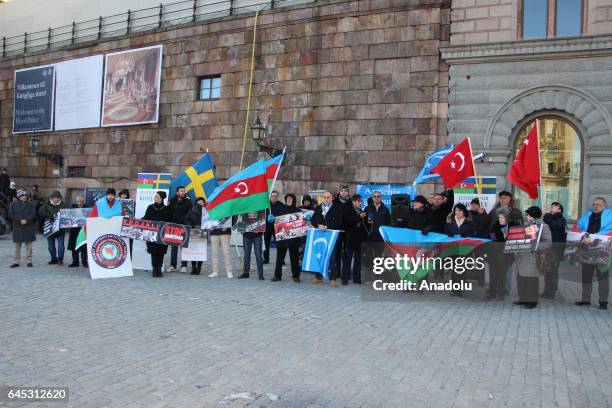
[8,189,37,268]
[142,191,172,278]
[88,187,123,218]
[405,195,431,232]
[514,205,552,309]
[38,190,69,265]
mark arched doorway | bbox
[513,116,583,222]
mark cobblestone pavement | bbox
[1,236,611,408]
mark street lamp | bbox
[29,136,64,168]
[250,114,283,158]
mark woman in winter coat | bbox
[9,190,37,268]
[487,212,514,301]
[271,193,302,282]
[514,206,552,309]
[444,204,476,296]
[142,191,171,278]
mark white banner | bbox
[181,231,208,262]
[86,217,133,279]
[55,55,104,130]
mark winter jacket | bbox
[445,217,476,238]
[405,207,431,232]
[543,212,567,243]
[345,207,368,249]
[38,199,70,237]
[67,203,89,250]
[428,189,454,233]
[363,203,391,242]
[311,202,343,231]
[168,196,192,225]
[487,221,514,268]
[469,209,491,238]
[186,203,203,229]
[143,203,172,255]
[489,202,524,227]
[8,200,37,243]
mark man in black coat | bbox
[333,183,356,275]
[341,194,368,285]
[168,186,192,272]
[310,190,343,286]
[405,195,431,232]
[264,190,284,264]
[541,202,567,299]
[469,198,491,238]
[429,189,454,233]
[363,190,391,242]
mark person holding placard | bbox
[143,191,171,278]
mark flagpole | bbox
[239,10,260,171]
[535,119,543,208]
[268,146,286,197]
[467,137,482,198]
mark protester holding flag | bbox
[310,191,343,286]
[91,188,124,218]
[264,191,283,264]
[488,213,514,301]
[67,196,88,268]
[39,191,69,265]
[574,197,611,310]
[168,186,192,273]
[541,202,567,299]
[514,206,551,309]
[8,190,37,268]
[143,191,172,278]
[271,193,302,283]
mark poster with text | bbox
[87,217,133,279]
[355,184,413,209]
[564,231,612,265]
[503,224,543,253]
[13,65,55,133]
[102,45,162,127]
[181,230,208,262]
[233,210,266,233]
[55,55,104,130]
[120,218,191,247]
[58,208,90,229]
[274,210,314,241]
[452,177,497,213]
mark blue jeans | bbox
[47,235,65,262]
[341,246,362,283]
[243,234,264,276]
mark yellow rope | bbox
[239,10,259,170]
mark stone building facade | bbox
[0,0,451,198]
[442,0,612,221]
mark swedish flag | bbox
[170,153,218,201]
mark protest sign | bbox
[86,217,133,279]
[117,198,135,218]
[120,218,191,247]
[565,231,612,265]
[452,177,497,213]
[503,224,543,253]
[43,214,60,238]
[181,230,208,262]
[201,208,231,230]
[58,208,90,229]
[274,210,314,241]
[355,184,413,209]
[233,210,266,233]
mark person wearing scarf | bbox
[514,206,551,309]
[143,191,171,278]
[38,190,69,265]
[444,203,476,297]
[9,189,37,268]
[310,190,343,286]
[574,197,611,310]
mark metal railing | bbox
[1,0,314,58]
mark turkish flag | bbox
[430,138,476,189]
[508,123,540,199]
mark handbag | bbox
[536,249,556,274]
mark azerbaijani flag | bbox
[205,159,269,220]
[380,226,490,282]
[264,152,285,194]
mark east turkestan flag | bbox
[205,159,269,220]
[430,138,476,189]
[508,122,540,200]
[170,153,218,201]
[411,145,454,198]
[301,228,340,280]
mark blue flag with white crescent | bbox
[411,145,453,199]
[302,228,340,280]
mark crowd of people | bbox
[5,180,611,311]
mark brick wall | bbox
[0,0,451,198]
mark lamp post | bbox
[250,114,283,158]
[29,136,64,168]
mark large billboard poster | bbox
[101,45,163,127]
[55,55,104,130]
[13,64,55,133]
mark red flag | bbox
[430,138,476,189]
[508,122,540,199]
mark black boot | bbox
[197,263,202,274]
[190,264,199,275]
[600,302,608,310]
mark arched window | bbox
[513,117,582,222]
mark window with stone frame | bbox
[198,76,221,100]
[519,0,584,40]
